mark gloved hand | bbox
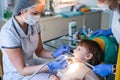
[47,56,68,71]
[90,28,112,37]
[93,64,113,77]
[55,55,68,61]
[52,44,70,58]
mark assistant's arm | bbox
[93,63,116,77]
[90,28,112,37]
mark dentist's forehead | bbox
[98,0,111,3]
[33,3,45,12]
[98,0,112,1]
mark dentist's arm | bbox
[5,48,68,76]
[35,33,70,58]
[5,48,50,76]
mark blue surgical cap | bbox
[14,0,40,15]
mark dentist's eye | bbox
[32,12,39,15]
[31,12,42,16]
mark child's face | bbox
[73,45,90,62]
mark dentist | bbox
[0,0,70,80]
[91,0,120,79]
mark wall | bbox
[0,0,17,29]
[101,12,110,29]
[78,0,97,7]
[40,12,101,42]
[0,0,2,21]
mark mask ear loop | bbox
[109,0,119,10]
[118,0,120,4]
[118,4,120,24]
[116,3,120,9]
[108,0,114,9]
[118,4,120,14]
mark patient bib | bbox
[57,62,99,80]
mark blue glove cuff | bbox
[52,44,70,58]
[52,50,58,58]
[51,51,57,58]
[47,62,55,71]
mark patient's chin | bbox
[72,57,84,63]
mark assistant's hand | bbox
[47,57,68,71]
[52,44,70,58]
[90,28,112,37]
[93,64,113,77]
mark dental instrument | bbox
[27,63,48,80]
[82,61,107,80]
[83,62,94,69]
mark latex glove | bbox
[90,28,112,37]
[93,64,113,77]
[47,57,68,71]
[52,44,70,58]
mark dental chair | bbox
[0,50,3,79]
[89,35,118,80]
[89,35,118,64]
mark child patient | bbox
[49,39,104,80]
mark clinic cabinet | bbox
[39,12,101,42]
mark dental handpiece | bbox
[83,62,94,69]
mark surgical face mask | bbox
[23,15,40,25]
[97,4,109,10]
[97,0,113,11]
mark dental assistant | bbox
[0,0,70,80]
[91,0,120,79]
